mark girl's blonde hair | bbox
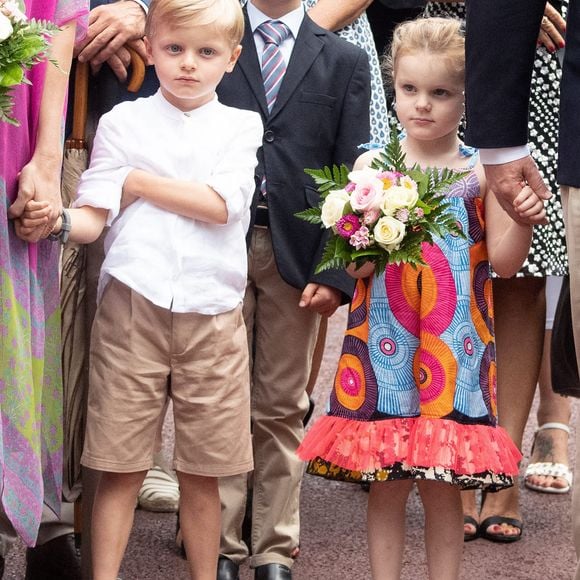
[383,17,465,87]
[145,0,245,47]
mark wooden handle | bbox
[69,60,89,143]
[127,46,146,93]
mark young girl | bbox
[297,17,546,580]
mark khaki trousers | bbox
[219,228,321,569]
[562,187,580,580]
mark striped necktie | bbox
[256,20,291,113]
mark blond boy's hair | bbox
[383,17,465,87]
[145,0,245,47]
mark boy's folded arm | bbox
[122,112,263,225]
[123,169,229,224]
[206,112,263,224]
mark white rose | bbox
[380,185,419,216]
[2,1,26,23]
[0,13,14,42]
[373,216,406,251]
[321,189,350,228]
[348,165,380,185]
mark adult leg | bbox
[246,228,320,570]
[25,502,80,580]
[480,277,545,540]
[367,480,413,580]
[81,466,100,580]
[560,187,580,580]
[178,473,220,580]
[417,482,463,580]
[460,490,479,539]
[91,471,146,580]
[525,276,572,492]
[0,511,17,578]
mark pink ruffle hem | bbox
[298,415,522,477]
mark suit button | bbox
[264,130,275,143]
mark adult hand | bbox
[484,155,551,225]
[299,283,341,317]
[76,1,148,82]
[537,2,566,53]
[8,158,63,242]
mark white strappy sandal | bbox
[524,422,573,494]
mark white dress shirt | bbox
[75,91,263,314]
[478,145,530,165]
[246,1,305,62]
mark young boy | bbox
[22,1,262,578]
[214,1,371,579]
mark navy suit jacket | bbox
[217,13,371,299]
[465,0,580,187]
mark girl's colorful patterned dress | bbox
[298,160,522,491]
[0,0,88,546]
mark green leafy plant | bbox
[296,129,468,275]
[1,1,59,125]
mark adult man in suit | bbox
[215,1,370,579]
[465,0,580,573]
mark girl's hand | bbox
[346,261,375,279]
[513,185,547,224]
[538,2,566,53]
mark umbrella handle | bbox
[127,47,146,94]
[69,60,89,144]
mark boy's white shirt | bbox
[74,91,263,315]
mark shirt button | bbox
[264,130,275,143]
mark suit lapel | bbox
[237,12,269,117]
[270,15,325,119]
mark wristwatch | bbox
[48,208,71,244]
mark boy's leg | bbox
[177,472,220,580]
[91,470,147,580]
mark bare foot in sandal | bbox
[524,422,572,494]
[462,490,479,541]
[479,486,523,542]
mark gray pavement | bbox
[3,307,578,579]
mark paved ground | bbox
[3,307,578,579]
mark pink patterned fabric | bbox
[0,0,88,546]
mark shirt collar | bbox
[153,90,219,121]
[246,1,305,40]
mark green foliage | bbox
[370,126,407,173]
[304,164,350,195]
[0,15,59,125]
[294,207,322,225]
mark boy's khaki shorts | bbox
[81,277,253,477]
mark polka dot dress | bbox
[426,2,568,277]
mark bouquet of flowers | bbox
[296,131,467,275]
[0,0,59,125]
